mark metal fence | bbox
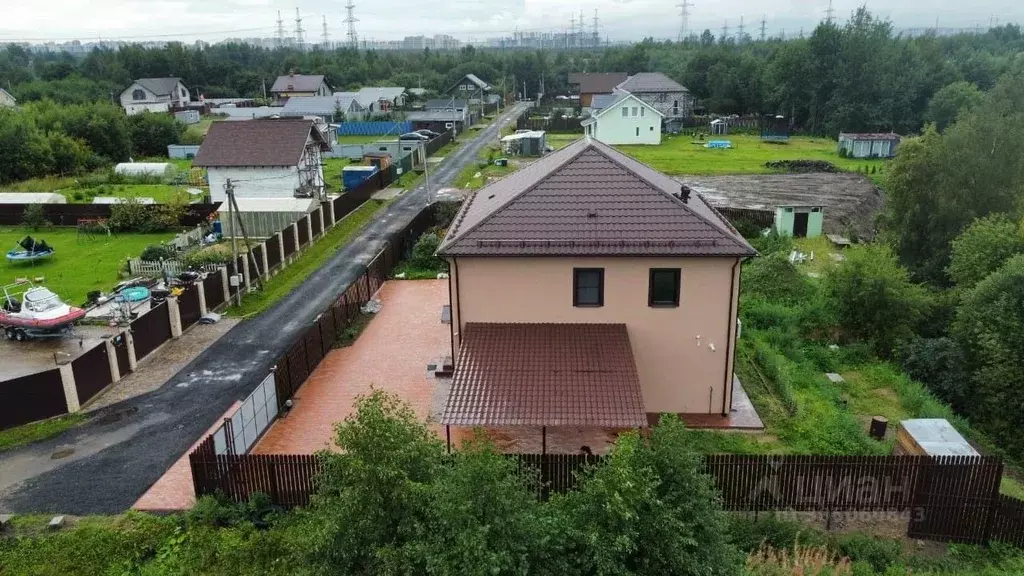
[178,284,202,328]
[210,371,280,456]
[337,121,412,136]
[130,302,172,360]
[0,369,67,430]
[0,203,220,226]
[71,343,112,405]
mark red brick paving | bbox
[133,401,241,512]
[253,280,450,454]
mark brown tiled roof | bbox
[270,74,328,93]
[441,323,647,428]
[568,72,629,95]
[438,138,756,257]
[193,119,328,168]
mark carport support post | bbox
[277,232,287,271]
[260,241,270,280]
[104,337,121,383]
[167,296,183,339]
[196,279,208,316]
[57,359,80,413]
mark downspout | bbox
[446,257,455,361]
[721,257,741,416]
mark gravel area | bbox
[0,102,530,515]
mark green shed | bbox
[774,205,823,238]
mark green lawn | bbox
[0,414,86,453]
[617,134,887,176]
[229,200,387,318]
[336,135,397,145]
[0,227,176,305]
[547,134,582,150]
[322,157,352,192]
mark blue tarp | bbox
[337,121,412,136]
[706,140,733,149]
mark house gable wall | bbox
[586,95,661,145]
[449,255,741,415]
[632,90,694,118]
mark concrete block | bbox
[0,514,11,530]
[48,516,65,530]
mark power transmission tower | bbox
[825,0,836,24]
[676,0,692,42]
[737,16,745,43]
[760,16,767,41]
[321,15,330,49]
[294,8,305,51]
[580,10,586,46]
[569,14,576,48]
[721,19,729,42]
[593,9,600,48]
[276,10,286,47]
[344,1,359,48]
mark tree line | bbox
[1,8,1022,136]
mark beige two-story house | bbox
[438,138,757,442]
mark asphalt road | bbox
[0,103,530,515]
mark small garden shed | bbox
[710,118,728,135]
[774,205,823,238]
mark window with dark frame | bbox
[573,268,604,307]
[649,268,681,307]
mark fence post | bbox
[241,254,251,293]
[317,208,326,239]
[167,296,183,338]
[220,266,230,305]
[305,216,314,247]
[327,200,336,229]
[104,337,121,383]
[57,358,81,413]
[278,232,288,270]
[292,223,300,258]
[196,279,208,317]
[260,241,270,280]
[125,328,139,371]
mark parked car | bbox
[415,129,440,138]
[399,132,430,141]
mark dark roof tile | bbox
[441,323,647,428]
[616,72,689,94]
[569,72,629,94]
[193,119,328,168]
[270,74,327,93]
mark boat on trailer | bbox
[1,281,85,341]
[6,236,55,263]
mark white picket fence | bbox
[127,258,220,277]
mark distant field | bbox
[0,227,175,305]
[617,134,887,176]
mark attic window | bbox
[488,194,496,199]
[587,211,597,218]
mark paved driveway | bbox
[0,103,530,515]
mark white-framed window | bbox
[640,107,645,117]
[673,100,679,115]
[132,89,145,100]
[621,107,628,117]
[632,106,638,117]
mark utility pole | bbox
[344,1,359,48]
[223,179,263,306]
[276,11,286,47]
[825,0,835,24]
[294,7,305,52]
[676,0,691,42]
[760,16,767,42]
[321,15,330,49]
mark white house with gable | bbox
[581,90,663,145]
[193,119,331,204]
[120,78,190,115]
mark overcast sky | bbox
[2,0,1021,43]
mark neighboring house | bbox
[356,87,406,112]
[270,74,332,104]
[568,72,628,108]
[446,73,491,102]
[438,138,756,438]
[281,94,367,122]
[0,88,16,108]
[838,133,900,158]
[193,119,331,203]
[581,90,663,145]
[119,78,190,115]
[404,109,467,134]
[616,72,694,120]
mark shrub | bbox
[834,533,901,573]
[139,244,175,262]
[108,197,184,233]
[947,213,1024,290]
[750,228,793,256]
[22,203,48,229]
[410,232,443,270]
[742,255,814,305]
[897,337,970,412]
[729,514,827,552]
[182,248,233,269]
[431,201,462,229]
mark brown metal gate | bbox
[203,272,225,310]
[907,456,1003,543]
[130,302,172,360]
[113,332,131,377]
[178,285,202,328]
[71,344,112,404]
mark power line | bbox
[344,1,359,48]
[294,7,305,51]
[676,0,692,42]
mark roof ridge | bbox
[586,142,751,251]
[440,138,592,251]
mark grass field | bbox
[0,227,175,305]
[229,200,387,318]
[336,135,397,144]
[322,157,352,191]
[0,414,86,453]
[618,134,887,176]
